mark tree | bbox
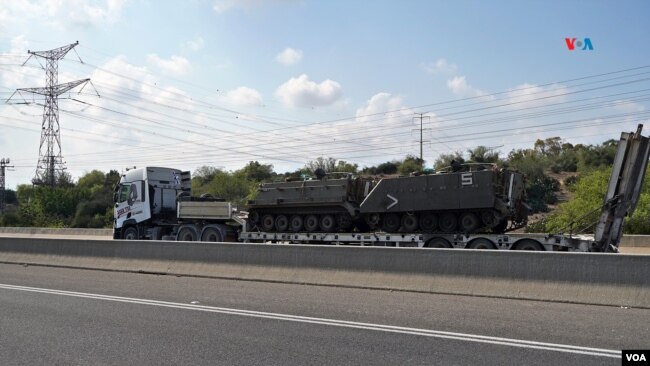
[434,152,464,171]
[398,155,424,176]
[306,157,337,173]
[237,161,274,182]
[467,146,499,164]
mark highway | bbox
[0,263,647,365]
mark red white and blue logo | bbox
[565,38,594,51]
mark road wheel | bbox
[481,210,496,228]
[275,215,289,232]
[177,225,199,241]
[401,214,419,232]
[289,215,303,232]
[122,226,138,240]
[261,214,275,232]
[459,212,480,232]
[426,237,452,248]
[381,213,401,232]
[467,238,496,250]
[201,227,223,242]
[304,214,319,232]
[419,213,437,232]
[439,213,458,233]
[320,214,336,232]
[513,239,544,251]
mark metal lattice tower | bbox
[0,158,14,214]
[7,41,91,187]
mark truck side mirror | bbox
[113,185,120,203]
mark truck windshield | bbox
[118,184,131,203]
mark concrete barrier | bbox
[0,227,112,236]
[0,237,649,308]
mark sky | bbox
[1,0,649,189]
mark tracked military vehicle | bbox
[247,164,529,233]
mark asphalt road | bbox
[0,263,647,365]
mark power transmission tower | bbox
[412,113,431,167]
[0,158,14,214]
[6,41,92,187]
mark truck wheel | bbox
[275,215,289,232]
[261,214,275,232]
[289,215,303,232]
[513,240,544,251]
[459,212,479,232]
[426,237,452,248]
[381,213,400,232]
[304,215,319,232]
[439,213,458,233]
[122,226,138,240]
[419,213,437,232]
[467,238,496,250]
[177,225,199,241]
[401,214,419,232]
[320,214,336,232]
[201,227,223,242]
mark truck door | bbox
[114,181,149,228]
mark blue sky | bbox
[1,0,649,189]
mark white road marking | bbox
[0,283,620,358]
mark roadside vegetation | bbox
[1,136,647,234]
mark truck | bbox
[113,125,650,252]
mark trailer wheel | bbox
[439,213,458,233]
[122,226,138,240]
[289,215,303,232]
[177,225,199,241]
[381,213,400,232]
[201,227,223,242]
[467,238,496,250]
[426,237,452,248]
[419,213,437,232]
[304,215,319,232]
[261,214,275,232]
[320,214,336,232]
[275,215,289,232]
[513,239,544,251]
[401,214,419,232]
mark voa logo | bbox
[565,37,594,51]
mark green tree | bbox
[398,155,424,176]
[433,152,464,171]
[237,161,274,182]
[467,146,499,164]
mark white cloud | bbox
[185,37,205,51]
[275,74,342,108]
[421,58,457,75]
[355,92,413,123]
[147,54,191,76]
[219,86,263,107]
[447,76,486,98]
[276,47,303,65]
[1,0,126,29]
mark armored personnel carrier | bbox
[247,164,529,233]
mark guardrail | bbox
[0,237,648,308]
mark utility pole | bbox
[412,113,431,167]
[6,41,93,187]
[0,158,14,214]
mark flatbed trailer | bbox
[239,230,596,251]
[114,125,649,252]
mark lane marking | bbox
[0,283,620,358]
